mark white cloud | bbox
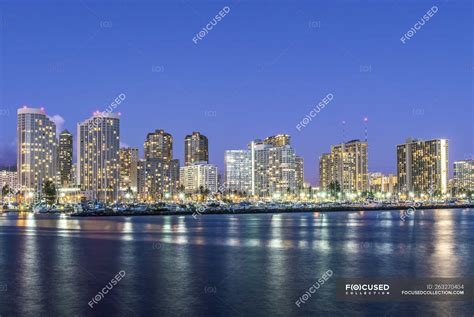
[120,142,130,148]
[49,115,65,135]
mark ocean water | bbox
[0,209,473,316]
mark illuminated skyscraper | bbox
[295,156,304,190]
[137,159,147,201]
[184,132,208,166]
[17,107,57,194]
[58,129,73,187]
[143,129,179,200]
[369,172,397,194]
[264,134,290,147]
[224,150,252,194]
[319,140,369,193]
[319,153,332,190]
[119,148,139,195]
[453,160,473,193]
[144,129,173,161]
[77,112,120,202]
[144,158,180,201]
[249,137,297,197]
[397,138,448,195]
[179,162,218,194]
[0,170,19,193]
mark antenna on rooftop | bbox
[364,117,368,142]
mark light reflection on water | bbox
[0,209,473,316]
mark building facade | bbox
[17,107,57,195]
[144,158,180,201]
[249,138,298,198]
[77,112,120,202]
[224,150,252,195]
[179,162,218,194]
[144,129,173,161]
[295,156,304,190]
[58,129,73,187]
[319,140,368,193]
[184,132,208,166]
[263,134,291,147]
[0,170,19,193]
[119,148,139,196]
[319,153,332,190]
[369,172,397,194]
[397,138,448,195]
[453,160,474,194]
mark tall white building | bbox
[179,162,218,194]
[77,112,120,202]
[249,139,297,198]
[17,107,57,194]
[0,170,19,192]
[453,160,474,193]
[224,150,252,194]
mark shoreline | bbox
[17,203,473,217]
[2,204,472,218]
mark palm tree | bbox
[42,180,57,205]
[2,184,11,205]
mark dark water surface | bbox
[0,209,473,316]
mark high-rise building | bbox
[453,160,474,193]
[224,150,252,194]
[319,153,332,190]
[369,172,397,194]
[0,170,19,193]
[142,129,179,201]
[119,148,139,195]
[144,129,173,160]
[58,129,73,187]
[179,162,218,194]
[144,158,180,200]
[184,132,208,166]
[397,138,448,195]
[77,112,120,202]
[295,156,304,190]
[264,134,290,147]
[17,107,57,194]
[249,137,297,197]
[137,159,147,201]
[319,140,369,193]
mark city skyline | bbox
[2,105,471,188]
[8,106,472,200]
[0,1,472,185]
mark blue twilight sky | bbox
[0,0,472,184]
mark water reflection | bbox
[0,209,473,315]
